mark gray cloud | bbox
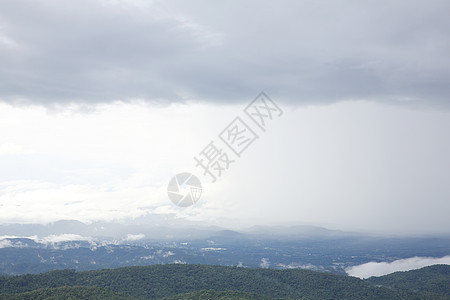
[0,0,449,107]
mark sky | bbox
[0,0,449,234]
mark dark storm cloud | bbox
[0,0,449,106]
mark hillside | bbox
[162,290,274,299]
[366,264,450,297]
[2,234,450,276]
[0,286,132,300]
[0,264,448,299]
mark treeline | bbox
[0,286,132,300]
[0,264,448,299]
[366,264,450,297]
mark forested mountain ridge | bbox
[0,264,449,299]
[0,286,132,300]
[366,264,450,297]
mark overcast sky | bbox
[0,0,449,234]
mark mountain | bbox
[242,225,353,239]
[366,264,450,297]
[0,219,358,242]
[0,286,132,300]
[0,219,223,242]
[162,290,274,299]
[1,264,449,299]
[1,223,450,276]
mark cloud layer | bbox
[1,0,450,107]
[1,100,449,234]
[346,256,450,279]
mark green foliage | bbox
[0,286,132,300]
[161,289,274,299]
[366,264,450,297]
[0,264,448,299]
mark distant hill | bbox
[1,264,448,299]
[2,229,450,276]
[366,264,450,297]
